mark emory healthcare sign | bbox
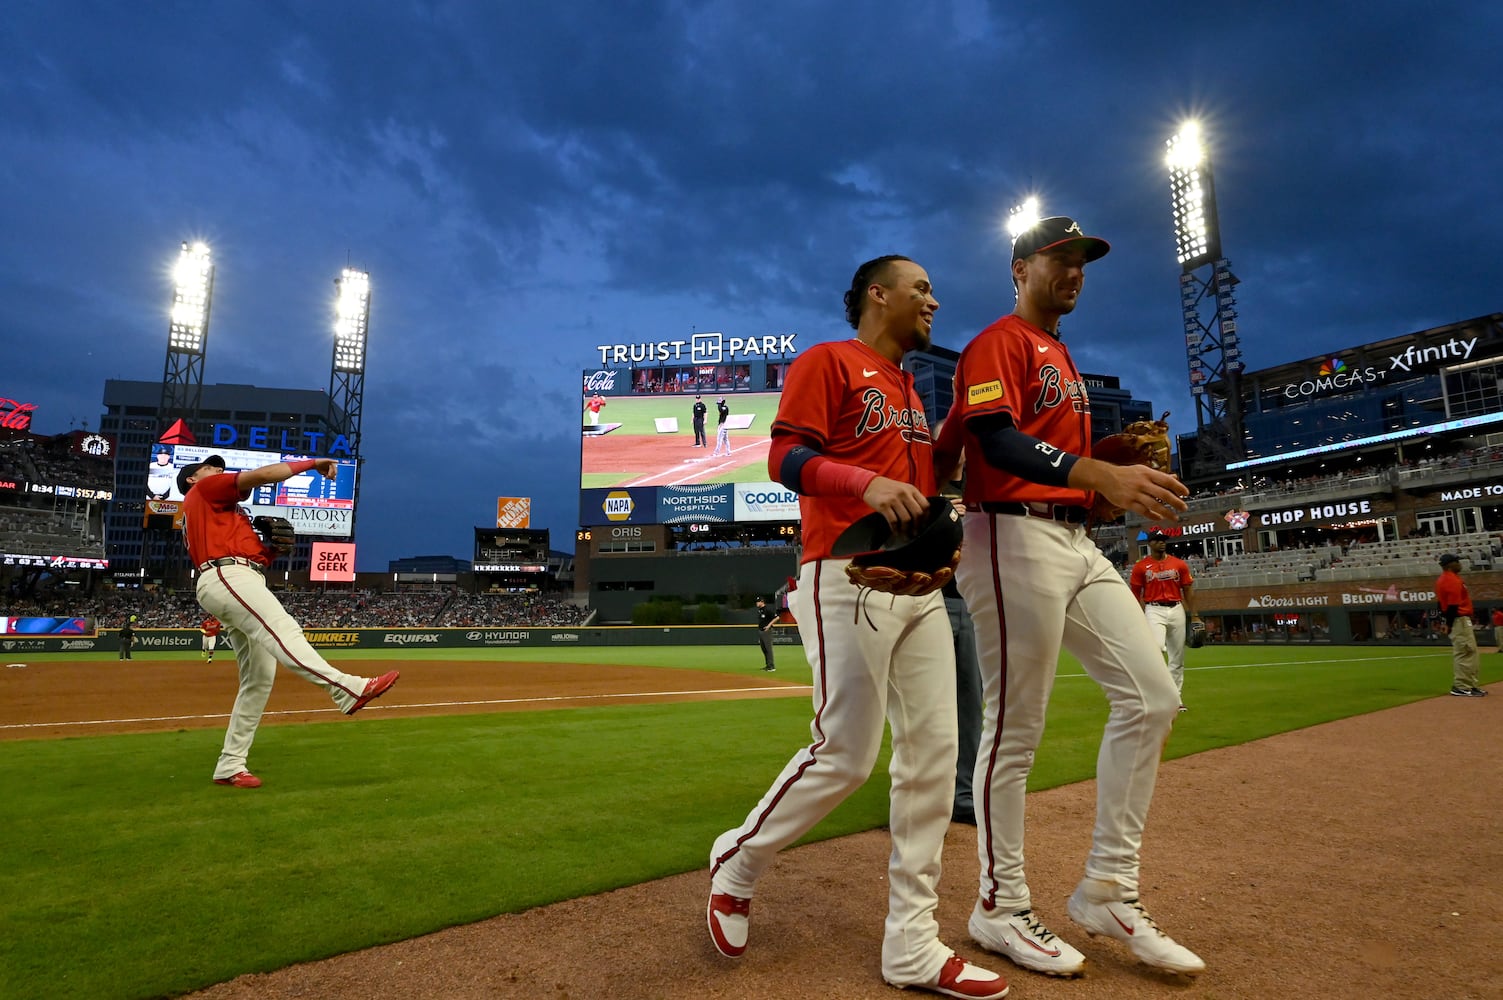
[310,542,356,582]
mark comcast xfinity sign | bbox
[594,332,797,365]
[1280,336,1480,400]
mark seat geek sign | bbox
[310,542,355,582]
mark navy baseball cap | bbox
[1012,216,1111,263]
[1439,552,1460,567]
[177,455,225,496]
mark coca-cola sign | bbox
[0,398,37,430]
[583,370,619,392]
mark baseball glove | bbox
[1187,620,1208,648]
[1089,411,1172,522]
[251,515,296,558]
[831,497,964,597]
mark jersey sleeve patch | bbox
[967,379,1004,405]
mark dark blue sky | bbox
[5,3,1500,570]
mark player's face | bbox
[1018,245,1089,316]
[1149,540,1167,557]
[883,260,938,351]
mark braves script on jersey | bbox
[772,339,936,560]
[182,473,269,566]
[946,314,1092,507]
[1130,556,1193,603]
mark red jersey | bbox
[944,314,1093,507]
[1130,556,1193,603]
[1435,571,1473,616]
[587,395,606,413]
[201,617,222,637]
[773,338,936,563]
[182,472,270,567]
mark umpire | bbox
[755,596,777,671]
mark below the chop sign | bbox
[1259,499,1373,527]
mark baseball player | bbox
[1129,530,1199,708]
[936,216,1203,977]
[754,596,777,671]
[707,255,1007,999]
[1436,553,1487,697]
[711,397,732,456]
[179,454,400,789]
[200,614,222,663]
[585,393,606,426]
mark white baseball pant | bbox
[710,558,958,986]
[196,563,371,780]
[956,512,1179,917]
[1144,602,1186,693]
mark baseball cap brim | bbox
[1016,234,1111,263]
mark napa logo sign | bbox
[1282,356,1385,399]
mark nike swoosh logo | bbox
[1008,935,1062,957]
[1037,345,1049,353]
[863,368,878,377]
[1049,451,1066,468]
[1111,911,1135,936]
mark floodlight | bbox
[168,241,213,353]
[1007,197,1042,240]
[333,267,370,373]
[1165,123,1221,270]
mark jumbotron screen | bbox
[149,444,358,537]
[578,364,799,527]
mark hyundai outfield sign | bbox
[734,482,801,522]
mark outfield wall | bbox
[0,625,807,655]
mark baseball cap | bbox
[756,596,766,603]
[1146,529,1168,541]
[177,454,226,496]
[1439,552,1461,567]
[1011,216,1111,263]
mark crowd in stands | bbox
[1,587,594,629]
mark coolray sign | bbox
[658,485,732,523]
[1258,499,1373,526]
[383,633,441,645]
[1246,594,1330,608]
[734,482,801,522]
[310,542,356,582]
[594,332,797,365]
[210,425,355,456]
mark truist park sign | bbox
[594,331,797,365]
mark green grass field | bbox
[1,644,1493,1000]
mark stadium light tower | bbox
[1007,197,1042,241]
[327,267,369,449]
[159,240,214,425]
[1166,121,1245,480]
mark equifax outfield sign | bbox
[594,331,797,365]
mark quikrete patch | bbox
[968,380,1004,404]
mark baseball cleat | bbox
[1066,887,1205,975]
[346,670,400,715]
[707,891,752,958]
[1468,687,1489,697]
[888,953,1009,999]
[213,771,262,789]
[968,906,1084,977]
[1450,686,1473,697]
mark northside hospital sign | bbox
[594,331,797,365]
